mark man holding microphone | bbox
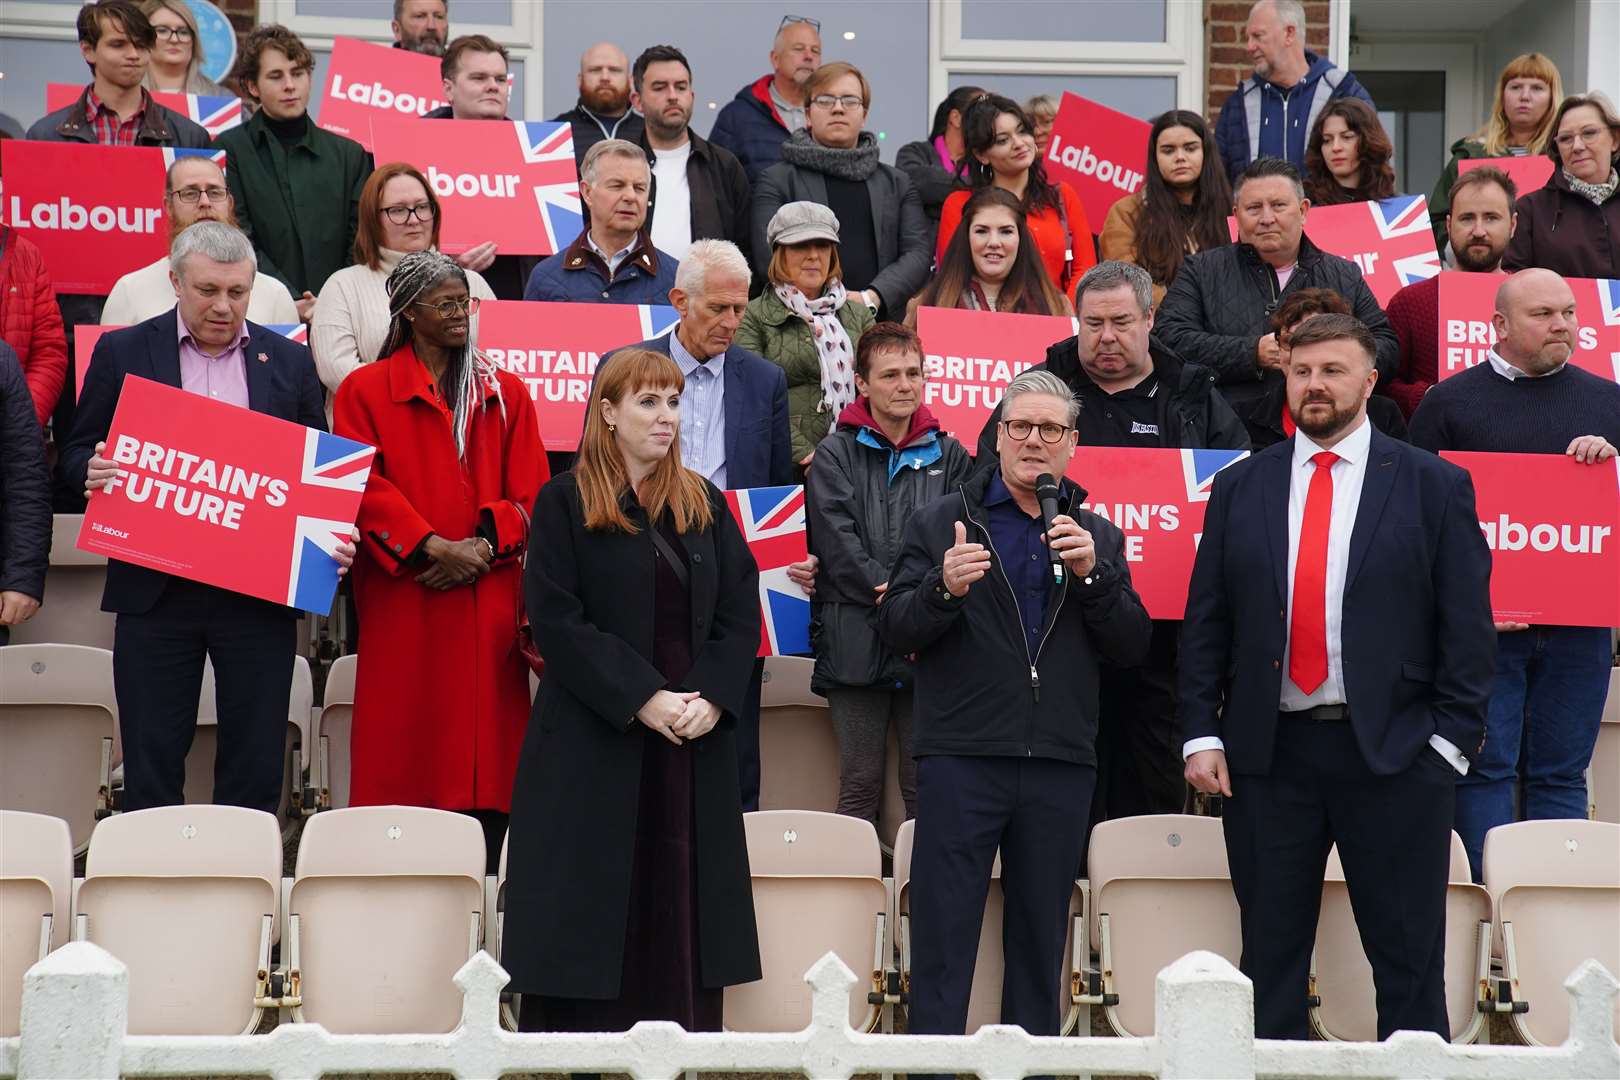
[879,369,1151,1050]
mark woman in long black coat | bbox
[502,347,762,1033]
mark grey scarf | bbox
[1563,166,1619,207]
[779,129,881,182]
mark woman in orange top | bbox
[935,93,1096,294]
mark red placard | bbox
[78,377,374,614]
[1458,155,1554,198]
[1435,272,1620,383]
[369,118,583,255]
[1043,92,1151,233]
[916,306,1076,450]
[725,486,810,657]
[317,36,448,151]
[1303,196,1443,306]
[45,83,243,137]
[478,300,679,451]
[1440,452,1620,627]
[0,142,222,295]
[74,322,308,400]
[1065,446,1249,619]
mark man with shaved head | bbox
[1411,266,1620,880]
[554,41,644,169]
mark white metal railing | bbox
[4,943,1617,1080]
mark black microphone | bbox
[1035,473,1065,586]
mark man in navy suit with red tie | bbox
[1179,312,1496,1040]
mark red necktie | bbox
[1281,408,1296,437]
[1289,451,1339,695]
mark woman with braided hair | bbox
[333,249,550,871]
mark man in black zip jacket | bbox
[977,262,1248,861]
[879,369,1151,1054]
[1155,156,1397,415]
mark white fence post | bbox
[16,943,126,1080]
[1156,950,1255,1080]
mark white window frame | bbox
[261,0,543,119]
[1,2,83,43]
[929,0,1205,115]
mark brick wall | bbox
[217,0,259,43]
[1204,0,1332,126]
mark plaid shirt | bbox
[85,86,148,146]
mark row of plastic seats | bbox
[0,644,312,851]
[0,804,485,1037]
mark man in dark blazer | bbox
[59,222,354,815]
[1180,313,1496,1041]
[613,238,810,810]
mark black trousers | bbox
[1087,620,1186,872]
[909,754,1093,1050]
[1223,717,1455,1040]
[113,579,297,814]
[736,658,763,812]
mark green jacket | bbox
[214,111,372,297]
[1430,137,1491,251]
[735,288,875,463]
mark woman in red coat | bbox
[333,249,548,870]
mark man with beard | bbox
[555,42,645,169]
[1410,269,1620,880]
[631,45,751,263]
[103,156,302,325]
[1182,312,1495,1041]
[710,15,822,183]
[392,0,448,56]
[1382,167,1517,418]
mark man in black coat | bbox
[880,368,1151,1053]
[1181,313,1495,1041]
[1155,157,1397,415]
[553,42,645,170]
[59,223,353,814]
[0,344,51,646]
[631,45,753,265]
[977,262,1249,851]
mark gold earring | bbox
[608,423,616,432]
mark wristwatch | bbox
[474,537,494,562]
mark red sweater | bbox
[0,228,68,426]
[1382,274,1441,419]
[936,181,1096,293]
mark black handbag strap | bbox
[648,524,691,590]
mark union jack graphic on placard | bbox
[1368,194,1431,240]
[1180,448,1249,503]
[517,121,585,254]
[1598,279,1620,326]
[725,485,811,658]
[162,146,228,171]
[172,93,244,138]
[1303,193,1441,305]
[638,304,680,341]
[263,324,309,346]
[286,430,374,611]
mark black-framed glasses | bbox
[779,14,821,31]
[168,185,228,205]
[154,25,194,41]
[811,94,865,111]
[381,203,434,224]
[414,296,480,318]
[1001,419,1070,444]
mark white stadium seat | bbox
[0,811,73,1036]
[0,644,116,851]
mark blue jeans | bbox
[1454,626,1612,880]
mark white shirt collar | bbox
[1485,346,1565,381]
[1292,412,1371,469]
[586,230,636,266]
[668,327,723,372]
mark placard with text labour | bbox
[478,300,679,451]
[1302,195,1443,306]
[369,118,583,255]
[915,306,1078,451]
[1440,452,1619,627]
[317,36,448,151]
[0,142,223,294]
[1042,92,1152,234]
[1435,272,1620,383]
[77,376,374,615]
[1065,446,1250,620]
